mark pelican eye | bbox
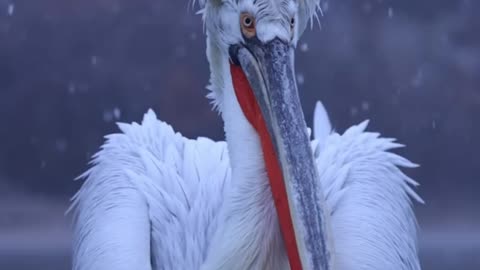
[240,13,256,38]
[244,17,253,27]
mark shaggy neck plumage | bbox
[200,36,289,270]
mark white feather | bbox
[71,106,421,269]
[313,111,422,270]
[70,111,232,270]
[313,101,332,147]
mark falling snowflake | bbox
[104,108,122,122]
[321,1,329,13]
[91,56,98,66]
[300,43,309,52]
[361,101,370,111]
[190,32,197,41]
[350,106,358,117]
[296,73,305,85]
[7,4,14,16]
[388,7,394,18]
[113,107,121,120]
[103,110,114,123]
[411,68,424,88]
[68,82,76,94]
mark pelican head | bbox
[199,0,332,269]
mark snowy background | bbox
[0,0,479,269]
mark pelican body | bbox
[70,0,422,269]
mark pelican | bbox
[70,0,423,269]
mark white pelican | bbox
[70,0,423,269]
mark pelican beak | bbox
[229,38,333,270]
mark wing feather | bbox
[312,104,422,270]
[70,110,231,270]
[70,144,153,270]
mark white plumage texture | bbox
[70,102,421,270]
[312,104,422,269]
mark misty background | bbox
[0,0,479,269]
